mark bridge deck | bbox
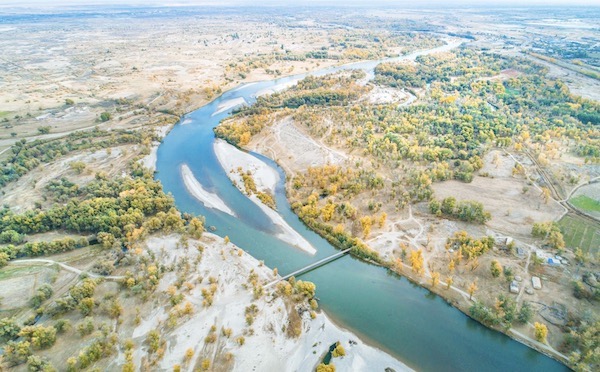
[264,248,351,288]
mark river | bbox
[155,40,567,371]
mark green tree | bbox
[441,197,456,215]
[38,126,51,134]
[518,302,533,324]
[100,112,112,122]
[0,317,21,342]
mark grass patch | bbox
[570,195,600,213]
[558,214,600,255]
[0,265,42,280]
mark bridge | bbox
[264,248,351,288]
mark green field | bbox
[570,195,600,213]
[558,214,600,255]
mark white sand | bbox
[250,194,317,255]
[180,163,236,217]
[214,139,317,255]
[212,97,247,116]
[139,124,173,172]
[214,139,278,193]
[139,146,158,171]
[254,79,300,98]
[129,233,408,372]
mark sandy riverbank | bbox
[214,139,317,255]
[212,97,247,116]
[180,163,236,217]
[128,233,409,372]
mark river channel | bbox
[155,41,567,371]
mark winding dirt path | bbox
[10,258,124,281]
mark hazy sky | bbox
[3,0,600,6]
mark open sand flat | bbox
[128,233,406,372]
[250,116,349,174]
[181,163,236,217]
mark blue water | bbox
[155,52,568,371]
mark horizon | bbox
[2,0,600,8]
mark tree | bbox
[3,340,32,366]
[378,212,387,228]
[534,322,548,343]
[187,217,204,239]
[18,325,56,349]
[446,276,453,289]
[78,297,96,316]
[468,281,478,300]
[65,98,75,105]
[409,249,424,275]
[359,216,372,238]
[316,364,336,372]
[0,317,21,342]
[431,271,440,288]
[69,161,86,174]
[0,251,9,268]
[448,259,455,273]
[441,197,456,215]
[541,187,551,204]
[100,112,112,122]
[38,126,51,134]
[54,319,71,334]
[97,232,116,249]
[295,280,316,298]
[27,355,56,371]
[490,260,502,278]
[147,330,161,353]
[332,342,346,357]
[518,302,532,324]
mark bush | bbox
[0,317,21,342]
[18,325,57,349]
[332,342,346,358]
[100,112,111,122]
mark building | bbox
[532,276,542,290]
[510,281,519,294]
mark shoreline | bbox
[212,97,247,116]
